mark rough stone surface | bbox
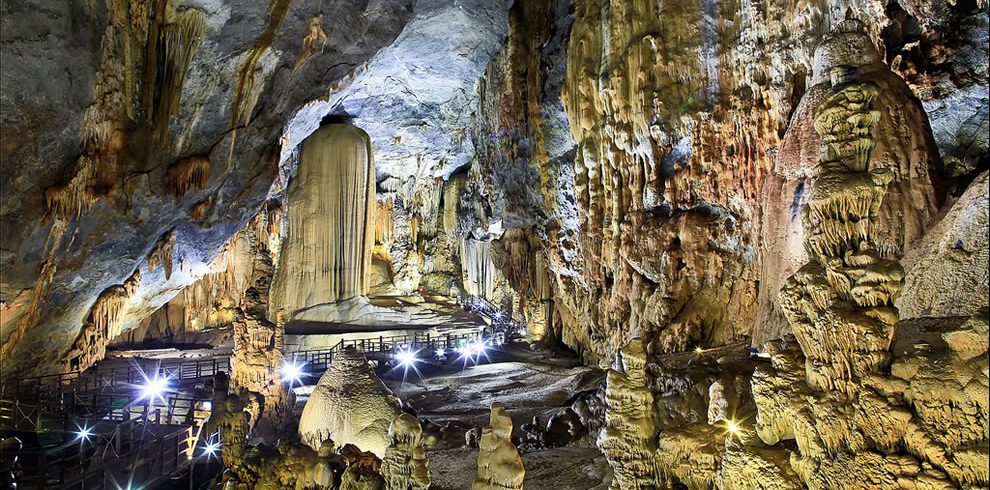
[298,347,404,458]
[899,171,989,320]
[0,0,414,376]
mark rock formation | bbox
[380,413,430,490]
[473,402,525,490]
[746,45,989,488]
[0,0,413,377]
[758,17,944,343]
[298,347,404,458]
[598,338,657,488]
[270,123,376,322]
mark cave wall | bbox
[0,0,415,376]
[468,0,988,365]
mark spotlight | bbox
[722,418,745,439]
[281,359,306,386]
[468,339,487,358]
[138,373,171,405]
[202,440,221,458]
[76,425,92,442]
[435,348,446,357]
[394,348,419,370]
[694,346,705,354]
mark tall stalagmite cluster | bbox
[381,413,431,490]
[270,124,377,322]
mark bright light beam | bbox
[136,370,172,405]
[394,348,419,370]
[281,359,307,386]
[75,423,93,442]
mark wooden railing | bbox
[3,314,507,407]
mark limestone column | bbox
[270,123,377,321]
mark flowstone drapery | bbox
[270,123,376,321]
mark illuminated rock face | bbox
[298,348,404,458]
[746,33,989,487]
[598,339,657,488]
[758,18,943,343]
[381,413,430,490]
[270,124,376,322]
[778,59,903,396]
[0,1,413,377]
[473,403,525,490]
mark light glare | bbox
[394,348,419,369]
[281,359,306,386]
[138,374,171,404]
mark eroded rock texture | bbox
[0,0,414,376]
[298,347,404,458]
[466,0,987,367]
[380,413,430,490]
[473,403,525,490]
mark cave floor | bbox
[387,345,612,489]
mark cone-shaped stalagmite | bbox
[270,123,377,321]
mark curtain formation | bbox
[271,124,377,321]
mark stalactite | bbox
[231,0,291,128]
[375,197,396,247]
[0,219,67,362]
[270,124,376,321]
[190,196,212,220]
[166,155,211,197]
[292,14,329,72]
[146,228,176,280]
[65,269,142,373]
[153,8,205,143]
[461,239,501,300]
[442,174,466,235]
[414,178,443,241]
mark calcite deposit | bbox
[380,413,430,490]
[298,348,404,458]
[473,403,525,490]
[270,124,377,322]
[1,0,988,488]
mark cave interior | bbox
[0,0,988,489]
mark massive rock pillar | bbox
[270,123,376,321]
[756,18,942,344]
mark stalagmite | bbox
[380,413,430,490]
[270,123,376,321]
[298,347,404,457]
[473,402,525,490]
[598,338,657,489]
